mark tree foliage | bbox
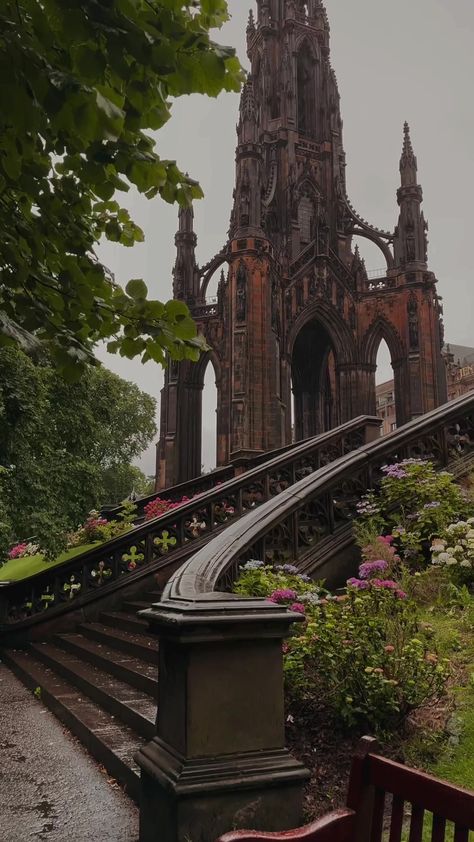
[0,0,244,378]
[0,348,157,553]
[101,463,154,505]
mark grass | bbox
[400,596,474,841]
[0,543,98,582]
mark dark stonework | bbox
[135,598,309,842]
[156,0,447,489]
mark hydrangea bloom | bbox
[359,560,389,579]
[370,579,399,590]
[275,564,299,575]
[269,588,298,603]
[242,560,265,571]
[290,602,306,614]
[347,578,370,590]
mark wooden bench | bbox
[217,737,474,842]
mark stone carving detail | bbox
[236,262,247,323]
[408,295,419,350]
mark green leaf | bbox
[126,279,148,300]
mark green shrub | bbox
[355,460,466,566]
[431,518,474,587]
[233,559,448,734]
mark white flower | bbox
[447,557,458,566]
[460,560,472,568]
[437,552,451,563]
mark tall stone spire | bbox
[394,122,428,268]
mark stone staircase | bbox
[1,588,162,801]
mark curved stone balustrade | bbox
[0,416,379,632]
[136,392,474,842]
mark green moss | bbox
[0,544,98,582]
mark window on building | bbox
[390,422,397,432]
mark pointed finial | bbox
[400,121,418,186]
[247,8,255,32]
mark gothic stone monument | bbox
[157,0,447,489]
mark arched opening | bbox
[201,360,218,473]
[291,320,338,440]
[374,339,397,436]
[297,41,315,136]
[352,237,386,279]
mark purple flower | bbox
[297,573,311,582]
[347,578,370,590]
[276,564,299,575]
[270,588,298,603]
[381,464,408,479]
[424,502,441,510]
[359,560,389,579]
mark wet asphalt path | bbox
[0,662,138,841]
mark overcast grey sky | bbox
[98,0,474,475]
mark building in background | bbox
[376,343,474,434]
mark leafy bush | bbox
[234,560,323,602]
[233,560,448,733]
[431,518,474,586]
[68,502,138,548]
[355,460,466,566]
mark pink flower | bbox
[395,590,408,600]
[290,602,306,614]
[270,588,298,604]
[8,542,28,559]
[347,578,370,590]
[371,579,399,590]
[378,535,394,545]
[384,645,395,653]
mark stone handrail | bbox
[161,392,474,604]
[0,416,380,630]
[136,393,474,842]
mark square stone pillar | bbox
[135,597,309,842]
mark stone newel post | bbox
[135,596,309,842]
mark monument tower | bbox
[157,0,447,488]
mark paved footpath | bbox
[0,662,139,842]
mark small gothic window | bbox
[298,195,314,244]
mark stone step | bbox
[78,622,159,664]
[142,590,162,601]
[121,599,153,614]
[56,633,158,698]
[100,610,151,635]
[31,642,156,740]
[1,647,143,802]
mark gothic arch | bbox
[188,348,222,389]
[288,298,358,366]
[199,253,228,300]
[360,316,405,368]
[348,228,395,270]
